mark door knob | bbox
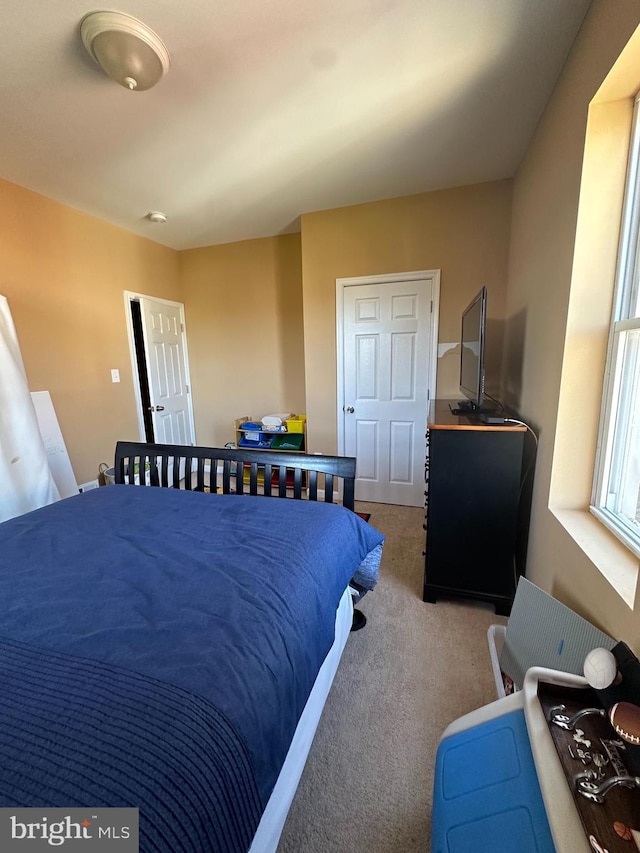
[148,405,165,412]
[346,406,355,414]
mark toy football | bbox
[608,701,640,745]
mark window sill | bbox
[551,507,639,609]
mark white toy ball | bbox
[583,647,618,690]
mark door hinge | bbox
[181,323,184,333]
[430,300,433,314]
[186,384,190,394]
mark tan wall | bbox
[0,178,181,484]
[505,0,640,650]
[0,177,512,479]
[300,181,513,453]
[179,233,305,446]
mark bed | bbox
[0,441,384,852]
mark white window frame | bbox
[591,92,640,559]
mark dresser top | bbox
[428,399,526,431]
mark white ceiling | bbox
[1,0,592,250]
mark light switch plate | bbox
[111,369,120,383]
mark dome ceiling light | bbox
[80,11,170,92]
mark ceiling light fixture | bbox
[146,211,167,223]
[80,11,170,91]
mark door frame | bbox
[123,291,197,444]
[335,270,441,459]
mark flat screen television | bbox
[458,285,487,409]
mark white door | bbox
[139,296,194,446]
[340,274,437,506]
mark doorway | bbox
[336,271,440,506]
[124,292,196,446]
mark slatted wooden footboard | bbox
[114,441,356,511]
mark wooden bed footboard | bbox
[114,441,356,511]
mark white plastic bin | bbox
[487,623,511,698]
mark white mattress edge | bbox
[248,587,353,853]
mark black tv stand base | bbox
[449,401,497,416]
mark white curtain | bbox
[0,295,59,522]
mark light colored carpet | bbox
[277,501,507,853]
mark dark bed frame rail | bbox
[114,441,356,511]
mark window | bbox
[591,93,640,559]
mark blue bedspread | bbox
[0,486,384,851]
[0,636,262,852]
